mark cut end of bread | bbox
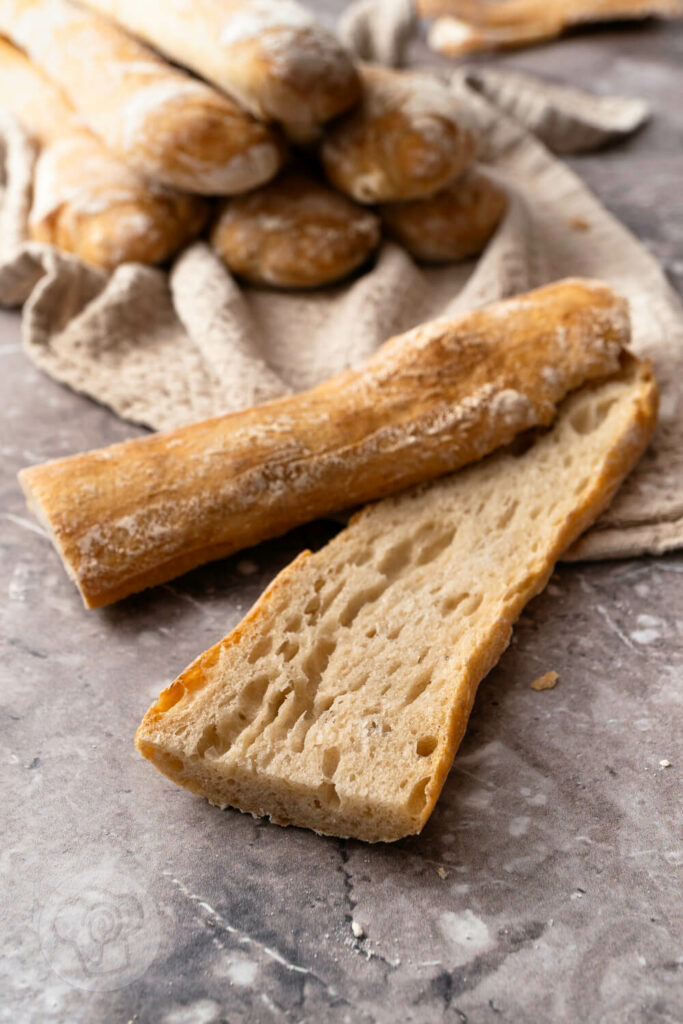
[136,356,657,842]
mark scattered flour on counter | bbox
[439,910,491,959]
[162,1000,222,1024]
[509,816,530,837]
[224,957,259,986]
[631,626,661,644]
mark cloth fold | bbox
[338,0,417,66]
[1,66,681,560]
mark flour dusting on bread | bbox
[20,279,634,607]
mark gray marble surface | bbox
[1,11,682,1024]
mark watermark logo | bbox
[39,868,160,991]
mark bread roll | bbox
[136,355,657,841]
[211,171,381,288]
[20,279,629,608]
[0,0,286,195]
[320,64,477,203]
[380,167,507,263]
[78,0,362,137]
[0,38,208,270]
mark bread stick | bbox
[78,0,361,137]
[320,64,477,203]
[380,167,507,263]
[211,171,381,288]
[20,279,630,608]
[0,0,285,195]
[0,38,208,270]
[136,354,657,841]
[422,0,683,56]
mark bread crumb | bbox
[659,759,671,768]
[570,217,590,231]
[530,671,559,691]
[436,866,449,879]
[351,920,365,939]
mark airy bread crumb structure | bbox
[136,355,657,842]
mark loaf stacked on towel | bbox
[320,64,507,263]
[0,37,209,269]
[0,0,505,281]
[211,63,506,284]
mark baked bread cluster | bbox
[0,0,506,281]
[18,277,659,840]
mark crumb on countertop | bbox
[436,866,449,879]
[659,759,672,768]
[351,920,365,939]
[530,670,559,691]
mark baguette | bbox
[380,167,507,263]
[21,279,629,608]
[320,64,477,203]
[78,0,361,137]
[210,170,381,288]
[0,38,208,270]
[423,0,683,56]
[0,0,285,195]
[136,354,657,842]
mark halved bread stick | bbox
[0,37,208,269]
[0,0,286,194]
[20,279,630,607]
[136,354,657,842]
[423,0,683,56]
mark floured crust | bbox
[380,166,507,263]
[30,135,208,270]
[321,64,478,203]
[135,355,658,842]
[0,0,285,195]
[210,171,381,288]
[0,38,208,270]
[21,279,630,607]
[78,0,361,134]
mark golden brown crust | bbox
[210,171,381,288]
[0,37,208,270]
[78,0,362,134]
[380,166,507,263]
[418,0,683,20]
[29,139,209,270]
[21,279,630,607]
[0,0,285,194]
[135,355,658,842]
[320,64,477,203]
[422,0,683,56]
